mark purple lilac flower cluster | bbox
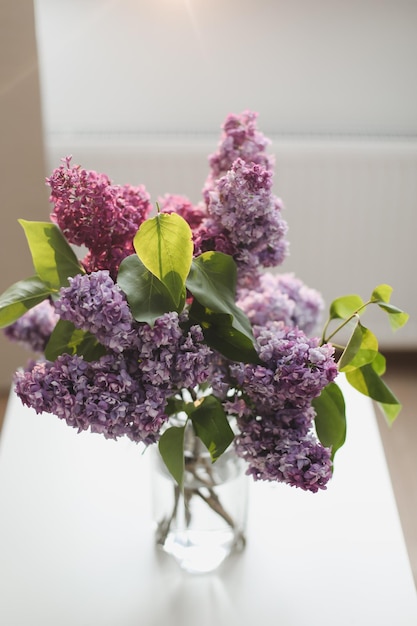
[157,111,288,283]
[55,271,138,353]
[204,110,274,191]
[14,352,172,445]
[237,271,324,336]
[200,159,288,279]
[14,272,218,445]
[230,322,337,492]
[197,111,288,282]
[4,300,58,353]
[47,157,151,278]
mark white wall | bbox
[34,0,417,137]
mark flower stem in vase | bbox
[152,436,248,573]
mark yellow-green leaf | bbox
[133,213,193,307]
[329,294,364,321]
[339,323,379,373]
[19,220,84,289]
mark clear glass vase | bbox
[152,421,248,574]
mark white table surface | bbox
[0,377,416,626]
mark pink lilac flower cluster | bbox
[48,157,151,278]
[230,322,337,491]
[6,110,339,493]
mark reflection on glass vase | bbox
[152,421,248,574]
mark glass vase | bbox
[152,421,248,574]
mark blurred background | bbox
[0,0,416,583]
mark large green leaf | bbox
[19,220,83,289]
[189,299,261,363]
[329,294,364,321]
[0,275,53,328]
[117,254,181,325]
[44,319,107,362]
[133,213,193,307]
[158,424,186,488]
[338,323,379,373]
[190,396,235,462]
[187,252,255,341]
[346,364,401,424]
[312,382,346,461]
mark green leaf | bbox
[187,252,256,342]
[117,254,181,325]
[0,276,53,328]
[312,383,346,461]
[191,396,235,462]
[133,213,193,307]
[377,400,402,425]
[370,283,409,331]
[19,220,83,289]
[339,323,379,373]
[376,303,409,331]
[158,425,186,488]
[189,299,261,363]
[329,294,364,320]
[346,363,400,405]
[165,396,189,417]
[371,284,393,303]
[44,319,107,362]
[346,354,401,425]
[371,351,386,376]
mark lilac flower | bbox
[137,312,218,391]
[4,300,58,353]
[55,270,137,352]
[47,157,151,277]
[230,321,337,414]
[237,271,324,335]
[235,418,332,492]
[198,159,288,280]
[204,110,274,200]
[14,352,172,445]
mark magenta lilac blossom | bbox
[47,157,151,277]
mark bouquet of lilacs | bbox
[0,111,408,494]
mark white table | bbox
[0,378,416,626]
